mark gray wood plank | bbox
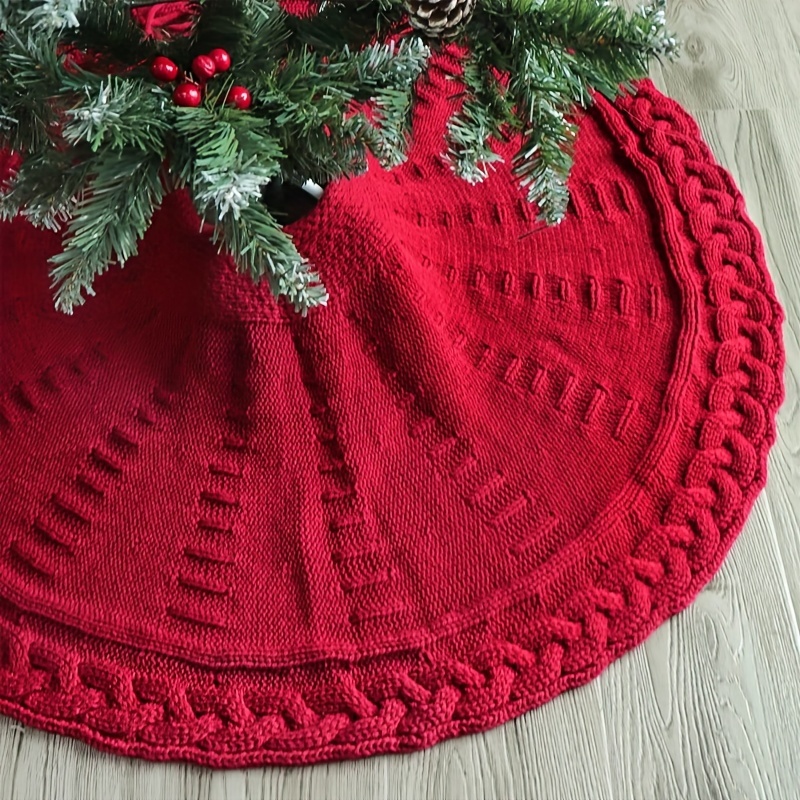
[626,0,800,111]
[601,497,800,800]
[597,82,800,800]
[0,681,616,800]
[691,104,800,631]
[779,0,800,54]
[387,685,614,800]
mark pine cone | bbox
[404,0,476,37]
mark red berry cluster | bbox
[150,49,252,110]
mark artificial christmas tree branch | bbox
[0,0,678,314]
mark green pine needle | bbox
[445,0,678,223]
[48,150,165,313]
[1,0,678,312]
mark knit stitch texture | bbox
[0,68,785,765]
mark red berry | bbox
[150,56,179,82]
[173,82,202,107]
[208,48,232,72]
[226,85,252,110]
[191,54,216,81]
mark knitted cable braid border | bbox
[0,81,785,766]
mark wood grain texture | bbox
[2,1,799,797]
[656,0,800,111]
[779,0,800,55]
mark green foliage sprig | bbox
[0,0,677,314]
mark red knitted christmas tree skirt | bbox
[0,74,784,766]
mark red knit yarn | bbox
[131,1,199,38]
[0,71,784,766]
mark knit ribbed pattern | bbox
[0,69,784,766]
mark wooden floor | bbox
[2,1,800,797]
